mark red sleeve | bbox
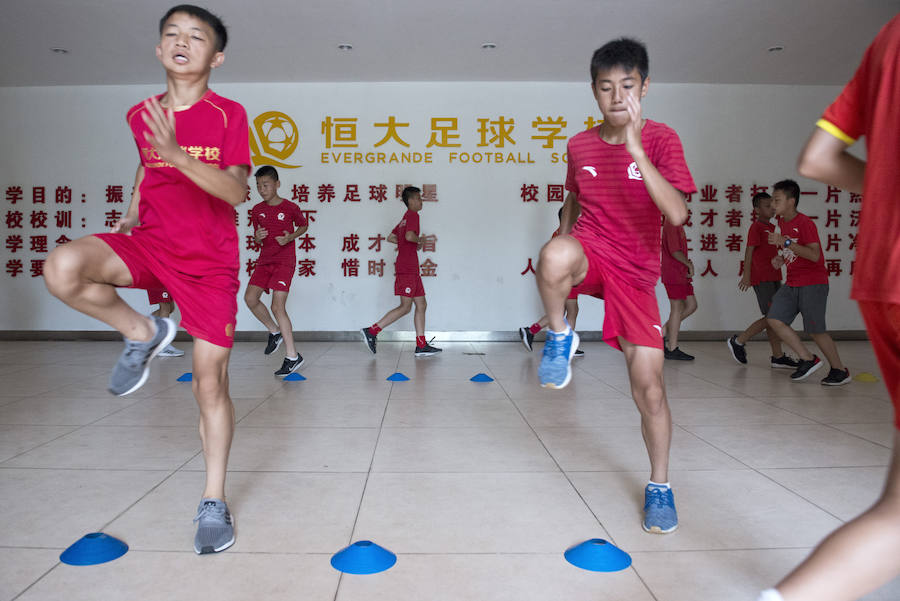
[747,223,761,247]
[820,46,871,142]
[798,217,821,247]
[222,103,251,169]
[663,223,681,254]
[407,212,420,235]
[293,203,308,228]
[564,139,579,194]
[250,205,260,229]
[653,128,697,195]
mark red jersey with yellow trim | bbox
[660,220,690,285]
[251,199,307,266]
[747,220,782,285]
[817,13,900,304]
[777,213,828,287]
[126,90,250,277]
[565,120,696,288]
[393,209,420,275]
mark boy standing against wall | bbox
[660,217,696,360]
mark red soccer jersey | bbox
[126,90,249,277]
[392,209,420,275]
[746,220,782,285]
[566,120,696,288]
[660,220,690,285]
[251,199,307,266]
[817,13,900,304]
[778,213,828,287]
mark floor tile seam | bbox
[0,466,176,473]
[10,561,60,601]
[0,424,84,466]
[675,423,852,524]
[234,386,304,428]
[819,422,894,450]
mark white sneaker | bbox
[158,344,184,357]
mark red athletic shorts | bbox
[395,272,425,298]
[249,261,294,293]
[570,234,663,352]
[96,233,238,348]
[147,289,172,305]
[664,281,695,300]
[858,300,900,429]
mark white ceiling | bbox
[1,0,898,87]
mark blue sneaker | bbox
[643,485,678,533]
[538,327,579,389]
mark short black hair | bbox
[160,5,228,52]
[773,179,801,207]
[751,192,772,208]
[401,186,421,206]
[254,165,279,181]
[590,38,649,84]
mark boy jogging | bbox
[759,14,900,601]
[535,38,696,533]
[361,186,441,356]
[244,165,308,376]
[44,4,248,554]
[726,192,798,368]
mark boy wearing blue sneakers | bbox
[536,38,695,533]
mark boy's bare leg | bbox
[621,339,671,483]
[682,295,698,320]
[44,236,154,341]
[154,301,175,319]
[244,284,278,333]
[270,291,296,357]
[412,296,427,338]
[537,236,588,332]
[737,317,785,356]
[810,332,846,370]
[564,298,579,330]
[665,299,684,350]
[192,338,234,501]
[767,318,815,361]
[775,431,900,601]
[375,297,414,330]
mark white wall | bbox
[0,81,864,333]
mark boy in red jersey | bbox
[759,14,900,601]
[44,5,249,554]
[660,218,696,361]
[536,38,696,534]
[244,165,308,376]
[361,186,441,357]
[149,289,184,357]
[726,192,798,368]
[764,179,849,385]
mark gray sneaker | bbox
[158,344,184,357]
[108,316,176,396]
[193,498,235,554]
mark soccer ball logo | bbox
[249,111,301,169]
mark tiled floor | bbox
[0,338,897,601]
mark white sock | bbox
[286,355,298,361]
[648,480,671,489]
[756,589,784,601]
[551,325,571,336]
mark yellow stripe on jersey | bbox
[816,118,856,146]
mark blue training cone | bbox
[564,538,632,572]
[60,533,128,566]
[330,540,397,574]
[283,372,306,381]
[386,372,410,381]
[176,372,192,382]
[470,372,494,382]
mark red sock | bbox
[370,323,382,335]
[528,322,542,335]
[416,335,427,348]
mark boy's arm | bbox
[111,164,145,233]
[739,244,754,291]
[670,250,694,278]
[141,97,248,207]
[624,94,688,226]
[768,231,822,263]
[387,232,398,244]
[405,231,420,244]
[558,191,580,235]
[797,124,865,194]
[276,223,308,246]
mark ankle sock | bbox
[370,323,382,335]
[648,480,671,489]
[528,322,542,335]
[416,335,427,348]
[756,590,784,601]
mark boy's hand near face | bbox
[142,97,184,166]
[624,93,645,159]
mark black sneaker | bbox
[264,332,283,355]
[726,335,747,364]
[664,347,695,361]
[415,343,442,357]
[274,355,304,377]
[771,354,801,369]
[790,355,824,381]
[574,348,585,358]
[821,367,851,386]
[360,327,377,354]
[519,327,535,352]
